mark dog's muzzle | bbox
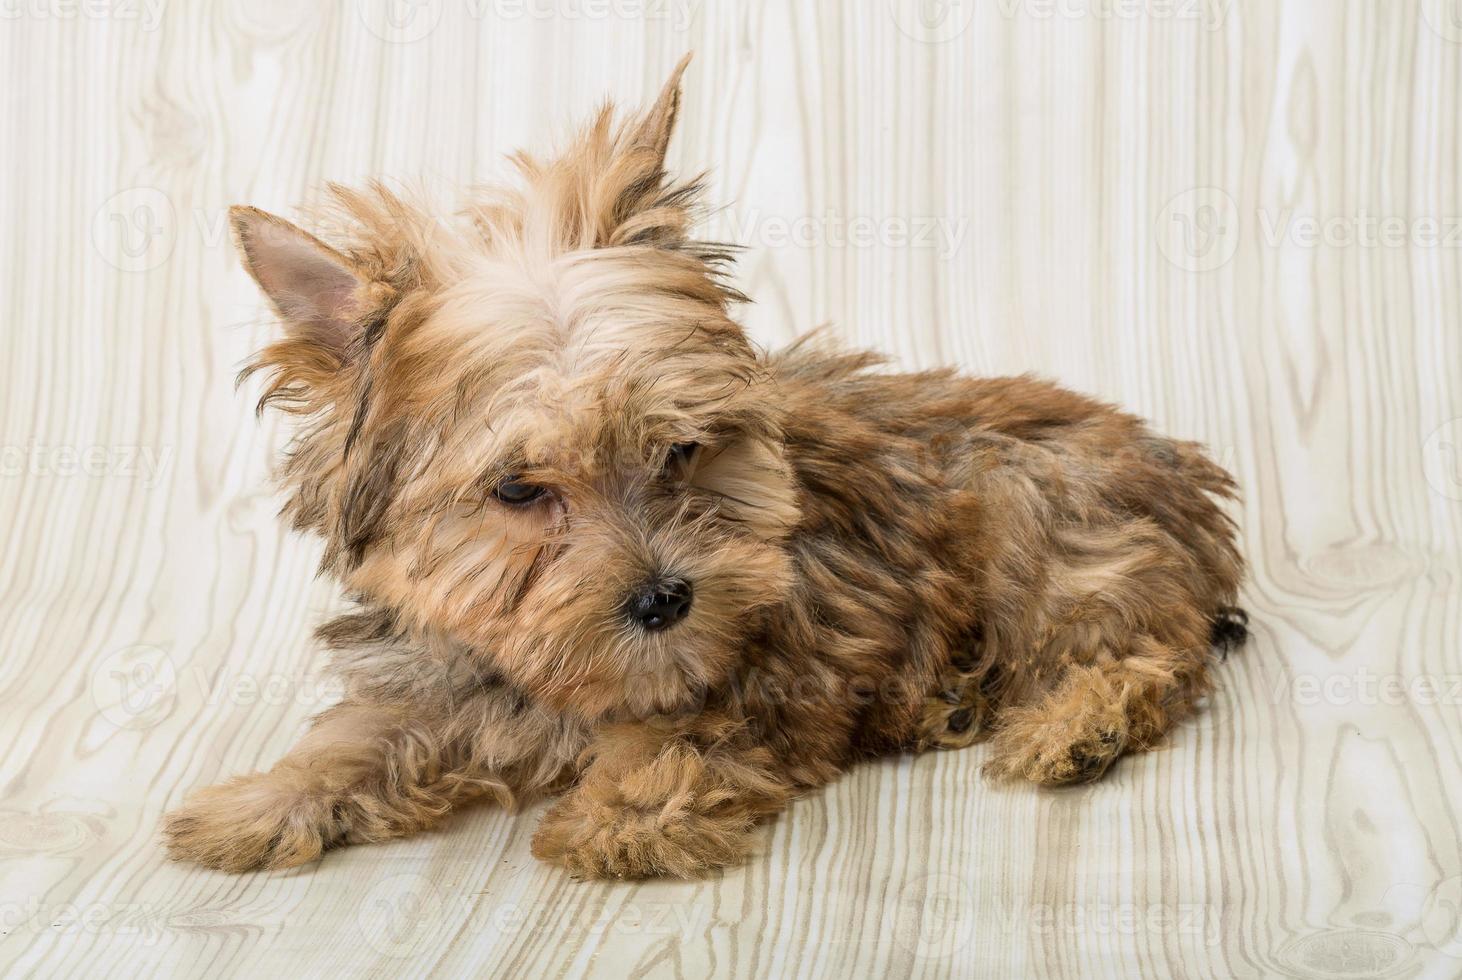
[625,577,693,631]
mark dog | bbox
[163,55,1246,879]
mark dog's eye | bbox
[665,442,699,471]
[492,479,545,505]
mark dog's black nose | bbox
[627,578,693,631]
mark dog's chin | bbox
[465,610,756,722]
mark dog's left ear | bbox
[628,52,693,172]
[231,205,368,358]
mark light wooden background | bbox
[2,1,1460,977]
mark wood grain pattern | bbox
[2,2,1459,976]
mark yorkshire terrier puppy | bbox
[164,57,1246,879]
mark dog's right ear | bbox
[629,52,693,171]
[231,205,368,361]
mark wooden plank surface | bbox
[2,2,1460,977]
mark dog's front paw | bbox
[163,772,341,872]
[531,790,755,880]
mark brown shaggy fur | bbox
[164,56,1246,879]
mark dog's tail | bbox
[1209,606,1250,659]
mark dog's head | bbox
[232,57,800,719]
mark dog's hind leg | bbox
[981,632,1214,785]
[164,688,585,872]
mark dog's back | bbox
[768,338,1246,781]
